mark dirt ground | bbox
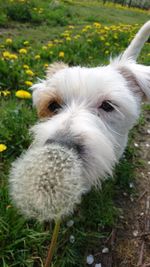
[113,106,150,267]
[91,106,150,267]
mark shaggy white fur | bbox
[31,21,150,187]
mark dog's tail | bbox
[121,20,150,61]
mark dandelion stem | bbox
[44,218,61,267]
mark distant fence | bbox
[102,0,150,10]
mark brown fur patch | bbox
[37,92,62,118]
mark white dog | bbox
[31,21,150,189]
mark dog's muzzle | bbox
[45,138,84,156]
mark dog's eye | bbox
[48,101,61,113]
[100,101,114,112]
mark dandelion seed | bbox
[86,255,94,265]
[69,235,75,243]
[66,220,74,227]
[134,143,139,147]
[129,182,134,188]
[95,264,102,267]
[133,230,138,237]
[102,247,109,253]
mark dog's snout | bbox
[45,138,84,155]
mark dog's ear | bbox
[46,62,68,78]
[118,62,150,100]
[111,21,150,100]
[31,62,68,114]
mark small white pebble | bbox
[130,196,134,202]
[102,247,109,253]
[134,143,139,147]
[95,264,102,267]
[148,161,150,165]
[147,129,150,134]
[129,182,134,188]
[86,255,94,265]
[140,212,144,216]
[146,143,150,148]
[69,235,75,244]
[133,230,138,237]
[67,220,74,227]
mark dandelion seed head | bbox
[9,144,87,221]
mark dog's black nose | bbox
[45,138,84,155]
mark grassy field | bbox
[0,0,150,266]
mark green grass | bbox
[0,0,150,266]
[0,0,149,44]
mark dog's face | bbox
[31,23,150,188]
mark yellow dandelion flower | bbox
[25,69,34,76]
[74,35,81,40]
[59,51,65,58]
[47,43,53,48]
[3,51,11,59]
[44,63,49,68]
[93,22,101,28]
[34,55,41,60]
[15,90,32,99]
[23,64,29,69]
[105,50,109,55]
[5,38,13,45]
[68,25,74,29]
[66,37,71,41]
[19,48,27,54]
[9,54,18,60]
[100,36,105,41]
[25,81,33,86]
[85,25,92,30]
[23,41,29,46]
[0,144,7,152]
[0,90,11,96]
[82,28,88,33]
[42,45,47,50]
